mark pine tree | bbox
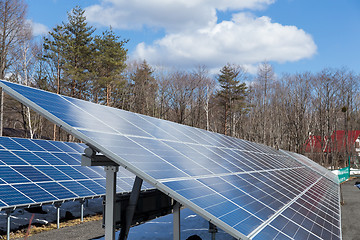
[43,25,67,94]
[63,6,95,98]
[130,60,158,116]
[217,63,248,136]
[44,6,95,98]
[93,29,128,106]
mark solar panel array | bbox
[0,80,341,240]
[0,136,151,211]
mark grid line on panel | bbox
[248,176,323,239]
[281,150,339,184]
[267,188,341,240]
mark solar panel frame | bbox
[0,80,341,240]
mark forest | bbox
[1,1,360,169]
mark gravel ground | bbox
[20,177,360,240]
[18,219,104,240]
[341,177,360,240]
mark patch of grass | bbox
[0,214,102,240]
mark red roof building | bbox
[304,130,360,154]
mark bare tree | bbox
[0,0,27,136]
[168,70,196,124]
[15,23,41,139]
[281,72,312,152]
[254,61,275,145]
[191,66,216,130]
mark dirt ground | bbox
[14,177,360,240]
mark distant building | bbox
[304,130,360,168]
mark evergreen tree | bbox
[43,25,67,94]
[130,60,157,116]
[217,63,248,136]
[93,29,128,106]
[63,6,95,98]
[43,6,95,98]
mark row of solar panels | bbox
[0,136,151,210]
[0,80,341,240]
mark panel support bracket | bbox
[82,147,118,166]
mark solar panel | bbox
[281,149,339,183]
[0,136,151,211]
[0,80,341,239]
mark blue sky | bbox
[26,0,360,75]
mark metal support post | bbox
[209,222,218,240]
[6,210,12,240]
[105,165,119,240]
[54,203,61,229]
[173,201,181,240]
[80,199,85,222]
[119,176,143,240]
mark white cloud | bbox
[85,0,316,71]
[85,0,274,32]
[133,13,317,69]
[27,20,49,36]
[85,1,215,32]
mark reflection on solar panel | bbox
[0,136,151,210]
[0,80,341,240]
[281,150,339,184]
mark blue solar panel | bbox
[0,80,341,240]
[60,181,95,197]
[0,185,33,206]
[12,138,45,151]
[0,135,151,210]
[14,184,55,202]
[0,151,28,165]
[12,166,52,182]
[0,137,27,151]
[0,166,30,183]
[13,151,49,165]
[33,152,67,165]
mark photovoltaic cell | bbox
[14,184,55,203]
[0,136,151,210]
[0,80,341,240]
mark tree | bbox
[217,63,248,136]
[0,0,27,79]
[281,72,311,152]
[190,66,215,130]
[168,70,196,124]
[13,21,40,139]
[311,68,341,167]
[0,0,27,136]
[130,60,157,115]
[63,6,95,98]
[44,6,95,99]
[255,61,275,145]
[43,24,67,94]
[93,29,128,106]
